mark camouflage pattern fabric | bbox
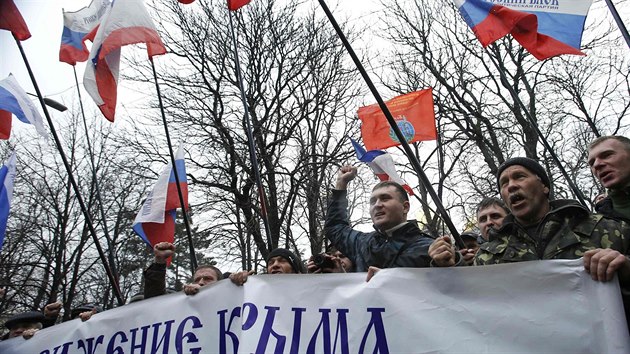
[475,199,630,265]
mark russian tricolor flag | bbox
[454,0,592,60]
[0,74,48,139]
[350,138,415,195]
[59,0,110,65]
[133,145,188,257]
[83,0,166,122]
[0,152,16,252]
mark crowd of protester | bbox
[2,135,630,340]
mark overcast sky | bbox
[0,0,379,108]
[3,0,628,235]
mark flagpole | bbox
[317,0,465,249]
[70,66,121,285]
[227,11,273,246]
[149,57,198,275]
[12,36,124,306]
[485,45,589,207]
[604,0,630,49]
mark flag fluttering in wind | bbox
[133,145,188,261]
[59,0,111,65]
[453,0,592,60]
[228,0,251,11]
[0,74,48,139]
[358,88,436,151]
[0,152,16,252]
[0,0,31,40]
[350,138,414,195]
[83,0,167,122]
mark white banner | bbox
[1,259,628,353]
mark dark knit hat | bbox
[461,231,480,240]
[5,311,45,329]
[70,303,102,319]
[266,248,304,274]
[496,157,550,190]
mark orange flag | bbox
[358,88,437,151]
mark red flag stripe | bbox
[0,0,31,40]
[228,0,251,11]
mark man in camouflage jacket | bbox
[475,157,630,283]
[588,135,630,223]
[430,157,630,284]
[475,200,630,265]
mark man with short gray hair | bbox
[588,135,630,222]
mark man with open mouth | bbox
[588,135,630,223]
[473,157,630,282]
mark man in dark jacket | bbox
[324,165,434,272]
[588,135,630,222]
[143,242,223,298]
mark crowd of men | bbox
[2,135,630,340]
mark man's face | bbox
[267,256,294,274]
[331,250,353,272]
[193,268,219,287]
[9,322,39,338]
[588,139,630,189]
[369,186,410,231]
[499,165,550,226]
[462,237,479,250]
[477,204,508,240]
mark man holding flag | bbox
[324,165,434,272]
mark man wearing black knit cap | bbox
[473,157,630,274]
[228,248,304,286]
[266,248,305,274]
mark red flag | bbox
[228,0,251,11]
[358,88,437,151]
[178,0,195,3]
[0,0,31,40]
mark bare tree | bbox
[121,0,363,271]
[379,0,629,224]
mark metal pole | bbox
[227,11,273,246]
[71,66,120,285]
[149,57,198,274]
[13,36,124,305]
[317,0,465,248]
[485,45,589,208]
[604,0,630,49]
